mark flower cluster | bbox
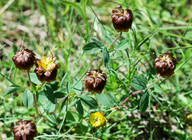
[84,69,107,94]
[12,48,59,83]
[12,49,36,71]
[13,120,37,140]
[154,53,177,77]
[90,112,107,128]
[112,5,134,32]
[10,4,179,133]
[34,55,60,83]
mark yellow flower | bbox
[39,56,57,71]
[34,54,60,83]
[90,112,106,128]
[187,114,192,119]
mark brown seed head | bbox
[13,120,37,140]
[34,54,60,83]
[12,49,36,71]
[154,53,177,77]
[112,5,134,32]
[84,69,107,94]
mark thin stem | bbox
[98,32,122,69]
[57,96,67,104]
[109,32,122,48]
[147,76,162,89]
[98,58,103,69]
[27,71,39,116]
[120,77,162,106]
[120,90,142,106]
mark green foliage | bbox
[23,89,34,108]
[0,0,192,139]
[131,75,148,91]
[3,85,23,96]
[80,95,98,109]
[139,92,149,113]
[83,41,103,54]
[103,47,110,67]
[44,84,56,104]
[76,99,84,115]
[30,73,42,85]
[116,39,130,50]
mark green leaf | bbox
[23,89,34,109]
[30,73,42,85]
[66,111,80,122]
[13,44,18,53]
[79,120,88,132]
[153,84,163,93]
[96,93,112,106]
[104,35,113,45]
[54,88,67,98]
[66,82,71,93]
[47,115,57,125]
[3,85,21,96]
[103,47,110,67]
[107,92,117,105]
[46,101,56,113]
[140,92,149,113]
[1,62,12,68]
[90,38,105,47]
[76,99,84,115]
[73,78,82,94]
[116,40,129,50]
[38,91,56,113]
[80,95,98,109]
[44,84,56,104]
[131,75,147,91]
[50,81,59,91]
[136,29,159,49]
[83,41,103,54]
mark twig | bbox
[147,76,162,89]
[120,76,162,106]
[120,90,142,106]
[57,96,67,104]
[108,32,122,48]
[0,0,15,15]
[27,71,39,116]
[98,32,122,69]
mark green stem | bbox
[27,71,39,116]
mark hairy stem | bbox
[27,71,39,116]
[120,76,162,106]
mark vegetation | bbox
[0,0,192,139]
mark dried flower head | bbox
[90,112,107,128]
[13,120,37,140]
[154,53,177,77]
[84,69,107,94]
[34,54,60,83]
[12,49,36,71]
[112,5,134,32]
